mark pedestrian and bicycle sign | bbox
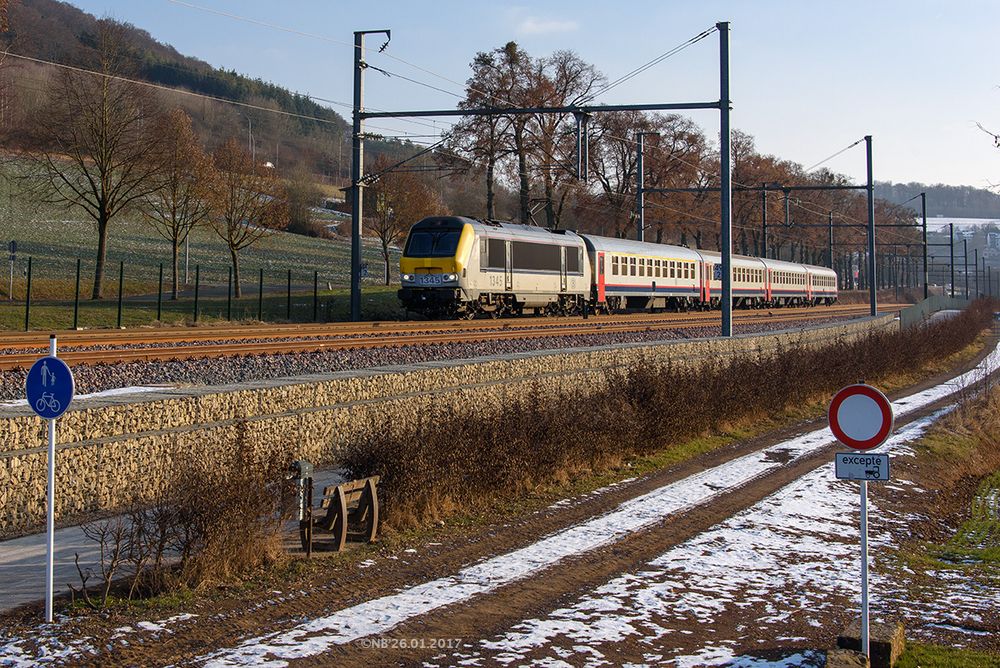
[26,356,74,419]
[24,335,74,623]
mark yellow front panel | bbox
[399,223,474,275]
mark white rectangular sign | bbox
[835,452,890,481]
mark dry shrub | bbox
[342,301,997,530]
[75,422,294,605]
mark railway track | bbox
[0,303,901,370]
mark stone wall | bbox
[0,315,896,536]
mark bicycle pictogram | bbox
[35,392,61,414]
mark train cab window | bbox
[405,226,463,258]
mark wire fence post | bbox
[23,256,31,332]
[286,268,292,321]
[227,266,233,321]
[116,260,124,328]
[73,258,81,330]
[193,264,200,323]
[313,270,318,322]
[258,268,264,322]
[156,262,163,322]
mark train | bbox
[397,216,838,318]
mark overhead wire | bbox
[583,26,717,102]
[160,1,906,254]
[2,51,344,125]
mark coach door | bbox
[597,252,606,302]
[560,247,568,292]
[765,269,772,301]
[806,273,813,302]
[504,241,513,291]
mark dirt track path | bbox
[3,338,996,667]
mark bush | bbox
[342,301,997,529]
[73,423,294,607]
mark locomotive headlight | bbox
[402,274,412,281]
[445,273,458,281]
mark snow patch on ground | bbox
[0,385,169,408]
[453,408,993,665]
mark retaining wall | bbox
[0,315,896,536]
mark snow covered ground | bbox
[441,409,969,667]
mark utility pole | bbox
[963,238,969,299]
[636,132,657,242]
[349,29,390,322]
[761,188,768,259]
[865,136,876,316]
[950,223,955,298]
[975,248,980,297]
[828,211,834,269]
[719,21,733,337]
[920,193,928,300]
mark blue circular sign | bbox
[25,356,75,419]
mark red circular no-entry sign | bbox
[828,384,894,451]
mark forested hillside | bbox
[0,0,428,183]
[876,182,1000,219]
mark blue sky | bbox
[66,0,1000,188]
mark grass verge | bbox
[896,642,1000,667]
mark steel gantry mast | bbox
[350,23,737,336]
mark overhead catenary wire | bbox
[583,26,718,103]
[160,1,905,254]
[802,138,865,173]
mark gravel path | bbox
[0,316,852,402]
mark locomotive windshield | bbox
[404,222,463,257]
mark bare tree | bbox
[208,138,288,298]
[23,19,166,299]
[529,50,604,229]
[366,156,443,284]
[140,109,212,300]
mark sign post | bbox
[25,334,75,623]
[828,383,894,661]
[8,240,15,300]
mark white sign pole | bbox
[859,478,869,658]
[45,335,56,623]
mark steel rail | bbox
[0,305,897,370]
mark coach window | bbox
[612,256,619,275]
[639,259,645,277]
[630,257,637,276]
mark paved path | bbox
[0,469,345,612]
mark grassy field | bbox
[0,180,406,327]
[0,184,397,302]
[897,643,1000,667]
[0,285,407,331]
